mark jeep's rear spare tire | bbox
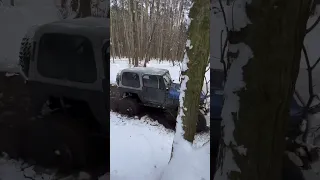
[118,97,140,117]
[19,25,38,77]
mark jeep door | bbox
[142,74,165,105]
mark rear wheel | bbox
[118,97,140,117]
[110,97,120,112]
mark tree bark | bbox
[162,1,209,177]
[180,0,209,142]
[215,0,312,180]
[130,0,139,66]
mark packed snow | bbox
[110,113,210,180]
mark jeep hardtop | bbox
[18,17,110,133]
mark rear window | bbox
[37,33,97,83]
[122,72,140,88]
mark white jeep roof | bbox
[34,17,109,41]
[121,67,169,76]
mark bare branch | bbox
[306,15,320,34]
[218,0,228,32]
[220,30,228,82]
[302,44,317,143]
[302,44,315,110]
[311,56,320,70]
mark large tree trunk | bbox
[214,0,312,180]
[161,0,209,178]
[179,0,209,142]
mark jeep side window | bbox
[159,77,165,89]
[122,72,140,88]
[143,75,159,89]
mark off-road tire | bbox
[118,97,140,117]
[28,93,48,118]
[18,116,88,171]
[18,25,38,77]
[110,97,120,112]
[19,37,32,76]
[48,97,62,110]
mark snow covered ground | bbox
[110,58,210,180]
[110,113,210,180]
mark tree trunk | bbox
[130,0,139,67]
[214,0,312,180]
[174,0,209,146]
[161,1,209,179]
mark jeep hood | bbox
[168,83,206,101]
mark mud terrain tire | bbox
[110,97,120,112]
[19,37,32,76]
[18,25,38,77]
[118,97,140,117]
[19,115,88,171]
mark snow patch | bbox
[226,0,252,31]
[221,43,253,146]
[214,148,241,180]
[186,39,193,49]
[110,112,210,180]
[301,119,307,132]
[236,145,247,156]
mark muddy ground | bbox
[110,84,212,131]
[0,72,109,179]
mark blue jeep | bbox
[114,67,208,131]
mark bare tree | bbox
[111,0,188,64]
